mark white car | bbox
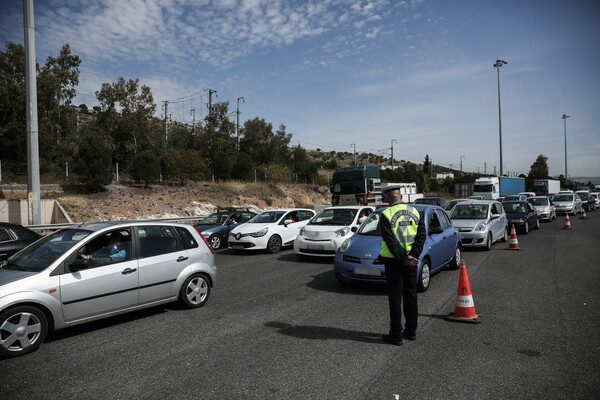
[294,206,374,258]
[228,208,316,253]
[591,193,600,208]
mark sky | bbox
[1,0,599,179]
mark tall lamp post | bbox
[562,114,570,180]
[391,139,397,170]
[494,59,507,176]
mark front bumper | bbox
[457,230,489,247]
[294,236,345,257]
[333,252,386,284]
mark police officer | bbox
[379,184,426,346]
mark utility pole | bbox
[351,144,356,166]
[24,0,41,225]
[190,108,196,135]
[494,59,508,176]
[460,155,465,172]
[237,97,244,150]
[391,139,397,170]
[208,89,217,116]
[163,100,168,142]
[484,162,487,175]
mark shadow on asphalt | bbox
[305,270,387,296]
[265,321,383,344]
[44,303,185,344]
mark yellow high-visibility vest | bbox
[379,203,421,259]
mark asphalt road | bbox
[2,212,599,400]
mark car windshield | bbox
[505,203,528,213]
[197,213,229,225]
[357,213,381,236]
[577,193,590,200]
[415,198,437,205]
[529,198,549,206]
[248,211,286,223]
[450,204,489,220]
[504,196,519,201]
[554,195,573,202]
[309,208,358,226]
[4,228,92,272]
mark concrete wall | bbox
[0,199,72,225]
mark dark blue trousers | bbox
[384,261,418,338]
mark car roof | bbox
[452,200,497,205]
[322,205,373,210]
[64,221,193,233]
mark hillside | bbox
[1,182,332,223]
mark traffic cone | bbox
[508,224,520,250]
[446,261,480,324]
[562,214,572,230]
[580,208,587,220]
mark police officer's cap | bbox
[381,184,402,194]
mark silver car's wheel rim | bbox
[186,276,208,305]
[0,312,42,352]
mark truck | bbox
[331,165,383,205]
[532,179,561,196]
[381,182,424,203]
[472,176,525,200]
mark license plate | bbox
[307,243,324,250]
[354,267,381,276]
[231,244,244,250]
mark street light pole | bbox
[562,114,570,179]
[391,139,397,170]
[351,143,356,166]
[494,59,507,176]
[236,97,244,150]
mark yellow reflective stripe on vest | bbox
[380,204,420,259]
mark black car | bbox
[576,191,596,212]
[414,197,447,207]
[0,223,42,261]
[194,207,257,249]
[503,201,539,234]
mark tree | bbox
[130,150,160,187]
[231,152,254,181]
[289,145,318,182]
[73,133,113,192]
[240,118,291,165]
[161,148,205,185]
[423,154,432,175]
[526,154,549,190]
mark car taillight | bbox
[194,227,214,255]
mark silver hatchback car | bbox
[448,200,508,250]
[0,221,217,358]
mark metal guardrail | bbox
[26,216,205,232]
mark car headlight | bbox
[299,227,305,236]
[334,227,350,237]
[339,238,351,253]
[252,227,268,237]
[474,222,487,231]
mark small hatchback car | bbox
[0,221,217,359]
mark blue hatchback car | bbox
[195,208,257,250]
[333,205,462,292]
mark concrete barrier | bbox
[0,199,72,225]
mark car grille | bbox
[301,248,336,255]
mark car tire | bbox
[179,273,211,309]
[0,305,48,359]
[209,234,222,250]
[501,226,508,242]
[523,221,529,234]
[485,233,492,251]
[267,235,282,254]
[449,246,461,270]
[417,258,431,292]
[534,218,540,229]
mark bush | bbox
[73,133,113,192]
[131,150,160,187]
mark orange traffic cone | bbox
[580,208,588,220]
[508,224,520,250]
[562,214,572,229]
[446,261,480,324]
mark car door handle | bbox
[122,268,137,275]
[177,256,189,262]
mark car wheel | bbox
[0,305,48,359]
[523,221,529,234]
[267,235,282,254]
[501,226,508,242]
[417,258,431,292]
[535,218,540,229]
[209,234,222,250]
[485,233,492,251]
[552,212,556,221]
[449,246,461,270]
[179,273,211,308]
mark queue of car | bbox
[1,187,595,359]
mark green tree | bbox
[73,133,113,192]
[526,154,549,190]
[213,151,233,180]
[130,150,160,187]
[423,154,432,175]
[161,148,205,185]
[231,152,254,180]
[240,118,291,165]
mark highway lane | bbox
[2,212,599,399]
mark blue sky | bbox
[1,0,599,178]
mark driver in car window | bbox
[80,232,126,261]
